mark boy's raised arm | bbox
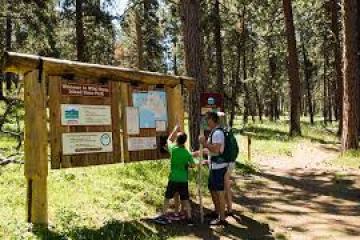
[167,124,180,144]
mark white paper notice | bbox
[128,137,157,151]
[156,120,167,132]
[62,132,113,155]
[126,107,140,135]
[61,104,112,126]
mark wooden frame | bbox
[2,52,193,226]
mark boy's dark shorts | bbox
[165,181,190,200]
[208,167,227,191]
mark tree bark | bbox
[76,0,86,62]
[180,0,207,150]
[323,37,328,125]
[229,33,242,128]
[302,43,314,125]
[135,9,144,69]
[243,25,250,125]
[330,0,343,134]
[253,83,263,123]
[283,0,302,136]
[341,0,359,151]
[213,0,224,95]
[4,0,13,92]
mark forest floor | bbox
[148,121,360,240]
[1,120,360,240]
[233,140,360,240]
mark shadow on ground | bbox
[33,203,274,240]
[233,167,360,239]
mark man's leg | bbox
[181,200,192,219]
[162,198,170,215]
[174,192,180,214]
[211,190,219,213]
[218,191,226,220]
[224,169,233,214]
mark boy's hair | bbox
[176,132,187,145]
[206,111,219,123]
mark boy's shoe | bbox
[186,218,195,226]
[209,218,228,226]
[205,211,218,219]
[167,212,185,221]
[153,215,171,225]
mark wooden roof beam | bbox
[1,52,195,89]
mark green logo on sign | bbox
[65,108,79,120]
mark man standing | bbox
[199,111,228,226]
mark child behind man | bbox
[155,125,195,226]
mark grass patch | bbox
[0,134,18,152]
[0,156,258,239]
[331,150,360,169]
[236,119,339,158]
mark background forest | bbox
[1,1,360,240]
[0,0,359,154]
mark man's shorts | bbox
[165,181,190,200]
[208,167,227,191]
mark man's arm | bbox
[203,142,222,154]
[199,130,224,154]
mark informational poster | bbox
[61,104,112,126]
[62,132,113,155]
[132,91,168,128]
[156,120,167,132]
[61,83,110,97]
[128,137,157,151]
[126,107,140,135]
[200,92,224,114]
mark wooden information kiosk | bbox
[1,52,195,225]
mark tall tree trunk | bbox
[323,37,328,125]
[253,84,263,123]
[4,0,12,92]
[180,0,207,150]
[341,0,359,150]
[135,9,144,69]
[243,24,250,125]
[358,0,360,137]
[330,0,343,134]
[302,43,314,125]
[76,0,86,62]
[173,41,178,75]
[268,52,276,122]
[229,33,242,128]
[213,0,224,95]
[283,0,302,136]
[328,78,333,122]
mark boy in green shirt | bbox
[155,125,196,226]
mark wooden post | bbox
[24,70,48,225]
[120,82,130,162]
[166,85,185,131]
[247,135,252,162]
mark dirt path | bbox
[233,141,360,240]
[145,142,359,240]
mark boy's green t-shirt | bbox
[168,143,195,183]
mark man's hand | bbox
[201,160,210,165]
[192,151,200,158]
